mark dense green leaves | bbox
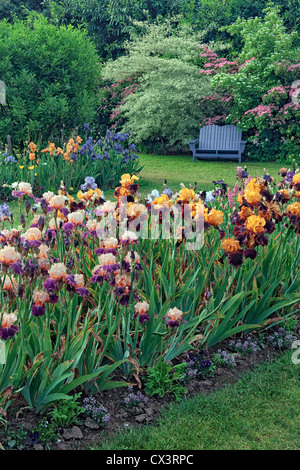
[208,7,300,162]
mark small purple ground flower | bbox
[184,368,198,380]
[228,337,259,355]
[124,386,148,407]
[265,328,297,350]
[214,350,237,368]
[180,351,215,382]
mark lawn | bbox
[105,154,285,199]
[4,154,285,205]
[4,154,286,222]
[94,352,300,451]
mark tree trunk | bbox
[6,135,13,155]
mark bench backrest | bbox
[199,125,242,150]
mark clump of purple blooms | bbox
[228,337,259,355]
[182,367,198,381]
[213,350,237,369]
[78,128,139,164]
[124,386,148,408]
[82,396,110,425]
[181,351,216,382]
[265,328,297,350]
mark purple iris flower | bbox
[43,278,59,292]
[0,325,19,340]
[162,188,173,198]
[81,176,98,191]
[31,304,46,317]
[5,155,17,163]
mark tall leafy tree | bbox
[0,0,44,21]
[43,0,184,58]
[102,19,229,152]
[180,0,300,44]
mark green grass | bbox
[93,352,300,450]
[4,154,285,222]
[3,154,285,230]
[105,154,284,199]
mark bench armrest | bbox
[188,139,199,153]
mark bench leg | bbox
[193,152,195,162]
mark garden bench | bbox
[189,125,247,163]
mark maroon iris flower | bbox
[31,304,46,317]
[0,325,19,340]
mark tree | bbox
[205,6,300,161]
[180,0,300,44]
[43,0,185,59]
[102,19,230,152]
[0,0,45,21]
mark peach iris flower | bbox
[33,290,50,306]
[23,227,42,241]
[18,182,32,194]
[49,195,66,210]
[49,263,67,281]
[1,313,18,328]
[0,246,21,265]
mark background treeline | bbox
[0,0,299,160]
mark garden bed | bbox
[1,162,300,451]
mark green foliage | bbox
[44,0,183,58]
[3,1,299,58]
[180,0,300,44]
[45,0,130,59]
[144,358,187,401]
[224,6,298,104]
[102,19,230,152]
[2,425,27,450]
[180,0,233,43]
[211,6,300,161]
[49,393,84,427]
[0,14,99,150]
[0,153,27,200]
[281,316,298,333]
[0,0,44,22]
